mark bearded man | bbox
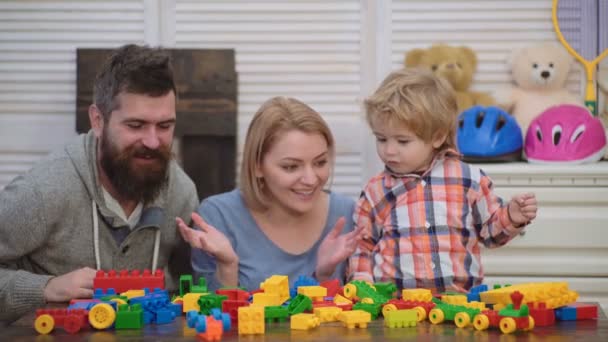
[0,44,199,323]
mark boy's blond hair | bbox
[364,68,458,150]
[240,96,335,211]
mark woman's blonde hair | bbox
[240,96,335,211]
[364,68,458,150]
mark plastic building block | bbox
[290,313,321,330]
[260,275,290,303]
[222,300,249,324]
[252,292,284,307]
[374,282,398,299]
[68,299,102,311]
[287,294,313,315]
[88,303,117,330]
[428,298,481,328]
[264,306,289,323]
[382,299,435,322]
[121,289,147,299]
[216,288,249,301]
[337,310,371,329]
[402,289,433,302]
[467,284,488,302]
[333,294,353,305]
[440,295,467,305]
[291,275,319,298]
[572,303,599,320]
[297,286,327,302]
[93,288,117,299]
[343,280,388,304]
[179,274,208,296]
[528,302,555,327]
[472,292,534,334]
[384,309,417,328]
[198,294,228,315]
[479,282,578,309]
[94,269,165,293]
[115,304,144,329]
[353,302,382,320]
[238,306,265,335]
[313,306,343,323]
[555,306,577,321]
[182,293,204,313]
[319,279,340,297]
[34,309,88,335]
[197,317,223,342]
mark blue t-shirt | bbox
[191,189,355,292]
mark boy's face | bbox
[372,119,443,174]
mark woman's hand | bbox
[176,212,238,266]
[315,217,365,281]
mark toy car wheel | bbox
[34,314,55,335]
[382,304,397,317]
[414,306,427,322]
[88,303,116,330]
[499,317,517,334]
[473,314,489,331]
[63,314,82,334]
[524,316,535,331]
[454,312,471,328]
[343,284,357,299]
[186,310,199,328]
[428,308,445,324]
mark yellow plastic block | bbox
[182,293,204,313]
[462,301,486,310]
[337,310,371,329]
[333,294,353,305]
[402,289,432,302]
[384,309,417,328]
[120,289,146,299]
[479,282,578,309]
[441,295,467,305]
[252,292,284,307]
[290,313,321,330]
[313,307,343,323]
[238,306,265,335]
[298,286,327,301]
[260,275,290,303]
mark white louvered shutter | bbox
[0,0,153,189]
[171,0,365,198]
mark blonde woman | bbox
[177,96,364,291]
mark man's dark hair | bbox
[93,44,176,120]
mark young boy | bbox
[348,69,537,294]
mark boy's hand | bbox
[315,217,365,280]
[508,192,538,226]
[176,213,238,266]
[43,267,97,302]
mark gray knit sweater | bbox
[0,131,198,322]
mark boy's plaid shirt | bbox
[348,151,525,293]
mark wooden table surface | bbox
[3,306,607,341]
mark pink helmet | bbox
[525,104,606,164]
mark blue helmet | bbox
[457,106,523,162]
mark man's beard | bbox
[99,131,172,205]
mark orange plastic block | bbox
[197,317,223,342]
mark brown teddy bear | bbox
[493,41,583,136]
[405,44,495,113]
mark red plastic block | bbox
[217,288,250,302]
[222,300,250,324]
[528,302,555,327]
[313,301,353,311]
[320,279,341,297]
[93,269,165,293]
[572,303,598,320]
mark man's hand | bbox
[43,267,97,303]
